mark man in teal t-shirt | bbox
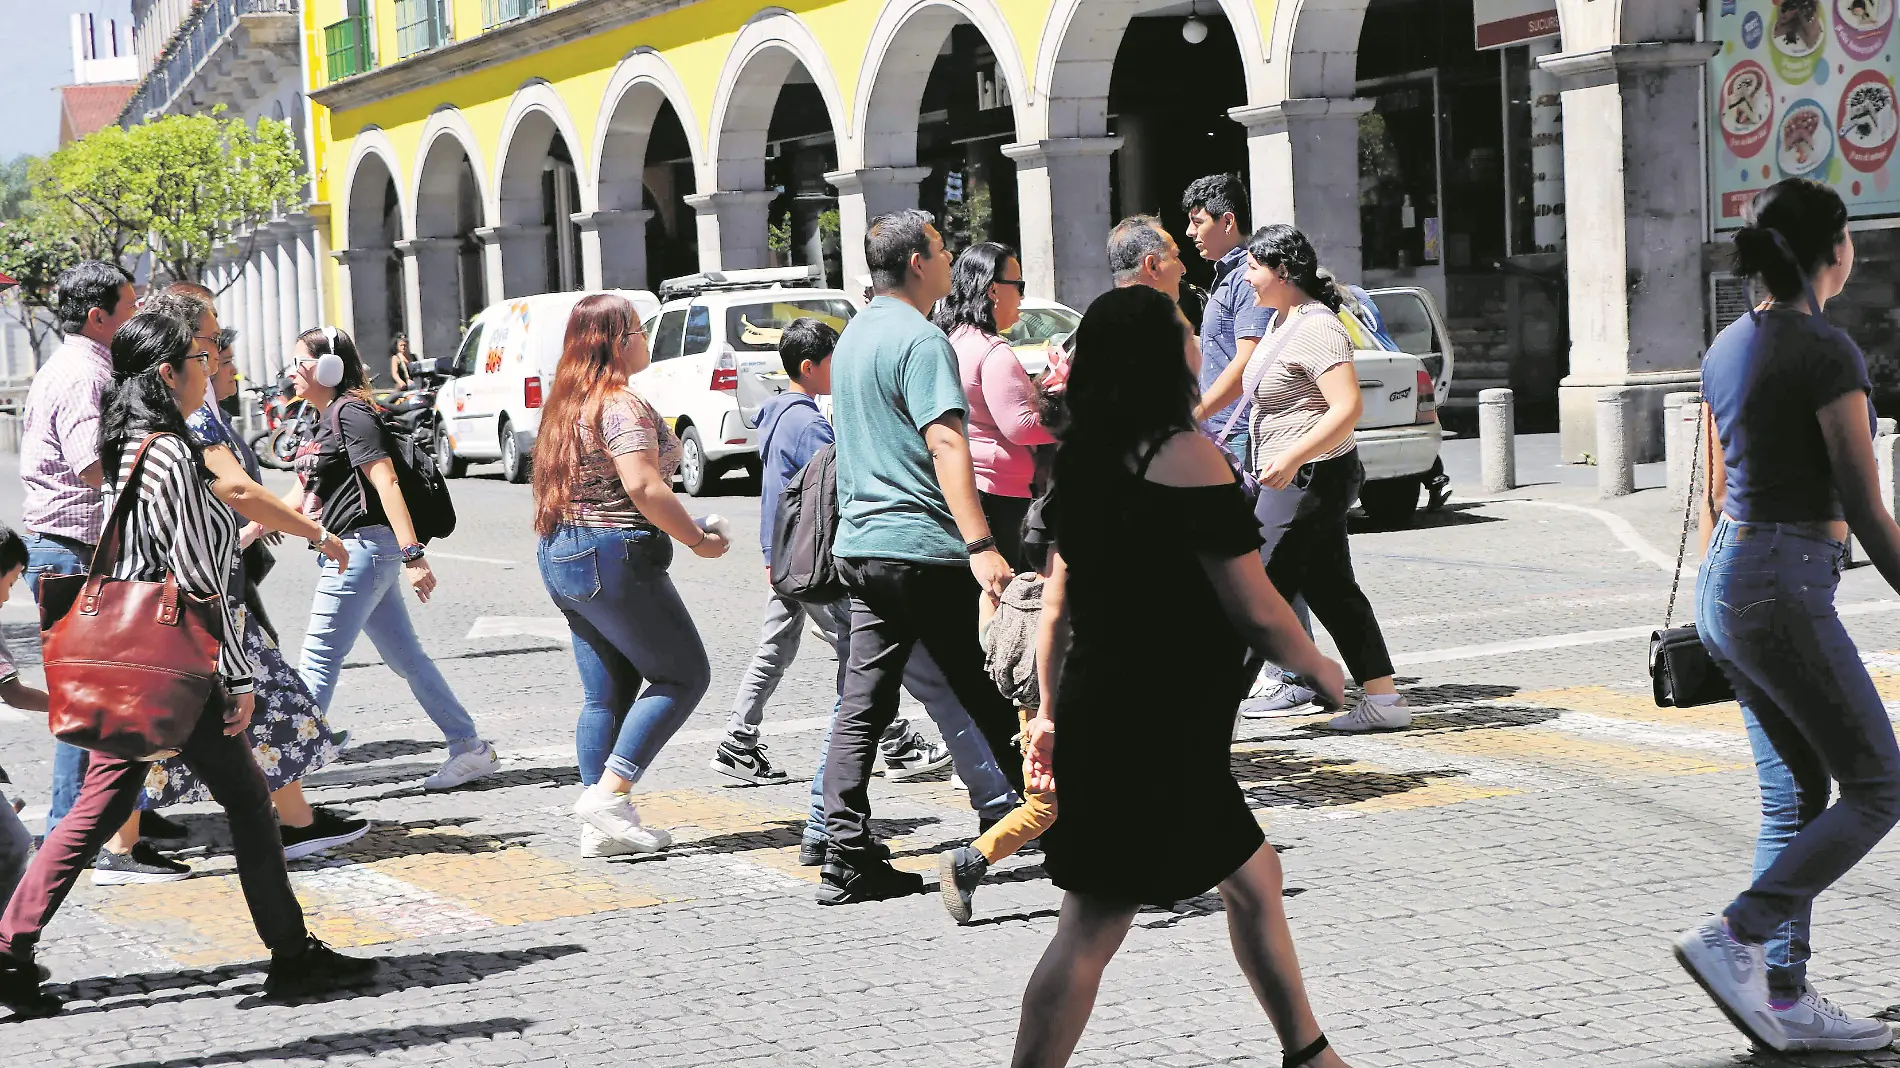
[818,210,1026,905]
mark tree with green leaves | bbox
[0,160,80,360]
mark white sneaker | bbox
[1244,674,1319,718]
[572,785,670,852]
[579,824,647,859]
[1325,696,1413,732]
[423,741,500,790]
[1770,987,1894,1051]
[1674,917,1788,1051]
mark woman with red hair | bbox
[532,293,728,858]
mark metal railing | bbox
[482,0,540,28]
[118,0,298,126]
[325,15,374,80]
[395,0,450,59]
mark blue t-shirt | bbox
[757,391,834,567]
[1198,244,1277,444]
[830,297,969,566]
[1702,308,1872,523]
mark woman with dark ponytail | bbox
[1196,224,1408,733]
[1673,177,1899,1055]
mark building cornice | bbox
[311,0,692,113]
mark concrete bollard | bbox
[1596,389,1634,497]
[1663,392,1700,498]
[1478,388,1515,493]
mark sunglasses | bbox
[994,278,1027,293]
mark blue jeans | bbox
[25,532,92,832]
[1697,517,1900,963]
[298,525,479,745]
[538,524,711,785]
[798,600,1017,844]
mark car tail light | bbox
[710,349,738,392]
[1414,369,1437,425]
[524,376,543,408]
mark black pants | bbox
[1261,453,1396,683]
[978,491,1033,573]
[824,558,1026,859]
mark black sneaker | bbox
[709,738,790,785]
[0,954,59,1018]
[281,808,371,862]
[816,851,925,906]
[798,838,827,867]
[264,936,380,999]
[93,841,191,885]
[140,810,188,845]
[939,845,989,925]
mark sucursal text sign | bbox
[1474,0,1562,50]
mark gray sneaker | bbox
[939,846,989,925]
[1674,917,1788,1051]
[1243,673,1318,718]
[1770,987,1894,1051]
[92,842,191,885]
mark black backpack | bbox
[770,443,844,604]
[325,399,457,544]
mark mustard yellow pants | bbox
[971,708,1058,863]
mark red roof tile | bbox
[58,83,138,144]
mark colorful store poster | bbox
[1708,0,1900,225]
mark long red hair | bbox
[532,293,640,536]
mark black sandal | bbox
[1283,1034,1330,1068]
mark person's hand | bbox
[224,690,255,736]
[1260,453,1305,491]
[316,531,349,573]
[263,531,285,547]
[238,521,266,550]
[690,531,729,559]
[1023,716,1055,794]
[1298,657,1349,713]
[405,558,437,602]
[971,548,1013,602]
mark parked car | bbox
[427,289,661,483]
[1006,297,1081,377]
[638,265,857,495]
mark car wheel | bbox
[500,420,530,484]
[435,418,468,479]
[1359,477,1422,529]
[679,427,711,496]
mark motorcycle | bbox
[250,376,309,471]
[379,360,446,462]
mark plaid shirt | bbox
[21,333,112,544]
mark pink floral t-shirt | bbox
[567,387,682,528]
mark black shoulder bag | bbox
[1649,399,1735,708]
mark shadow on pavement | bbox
[1350,501,1507,534]
[309,763,582,800]
[99,1018,538,1067]
[1231,747,1470,810]
[332,738,444,765]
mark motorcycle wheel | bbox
[265,425,303,469]
[247,430,279,469]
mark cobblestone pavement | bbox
[7,442,1900,1067]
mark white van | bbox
[429,289,660,482]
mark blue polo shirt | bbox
[1198,243,1277,444]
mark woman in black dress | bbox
[1012,286,1350,1068]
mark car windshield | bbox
[725,299,856,352]
[1005,306,1081,347]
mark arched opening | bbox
[497,109,584,298]
[715,47,842,283]
[413,132,486,361]
[863,11,1022,257]
[343,151,403,380]
[596,82,698,289]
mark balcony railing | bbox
[482,0,541,29]
[118,0,298,126]
[324,15,374,80]
[395,0,450,59]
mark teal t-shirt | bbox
[831,297,969,565]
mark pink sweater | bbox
[952,324,1056,498]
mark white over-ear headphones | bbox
[314,326,345,387]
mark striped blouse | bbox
[1246,305,1359,473]
[104,432,255,693]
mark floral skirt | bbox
[142,614,338,809]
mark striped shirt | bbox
[1246,305,1358,472]
[20,334,114,543]
[105,433,255,693]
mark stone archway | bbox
[338,141,404,381]
[592,51,703,290]
[494,85,590,299]
[409,125,488,363]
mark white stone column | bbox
[1540,41,1719,462]
[476,223,553,300]
[683,190,777,273]
[271,222,300,381]
[573,208,655,291]
[1002,138,1122,309]
[395,236,463,365]
[292,215,321,333]
[252,239,278,386]
[1230,98,1376,276]
[825,167,932,291]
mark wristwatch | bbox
[307,527,331,551]
[400,542,427,564]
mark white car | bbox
[430,289,661,483]
[1006,298,1082,377]
[638,266,858,495]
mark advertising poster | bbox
[1707,0,1899,227]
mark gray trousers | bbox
[726,591,919,753]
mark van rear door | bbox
[723,297,857,428]
[1363,287,1454,407]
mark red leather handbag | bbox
[37,434,225,760]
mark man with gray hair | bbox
[1105,215,1187,300]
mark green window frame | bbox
[322,15,373,80]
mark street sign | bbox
[1474,0,1561,50]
